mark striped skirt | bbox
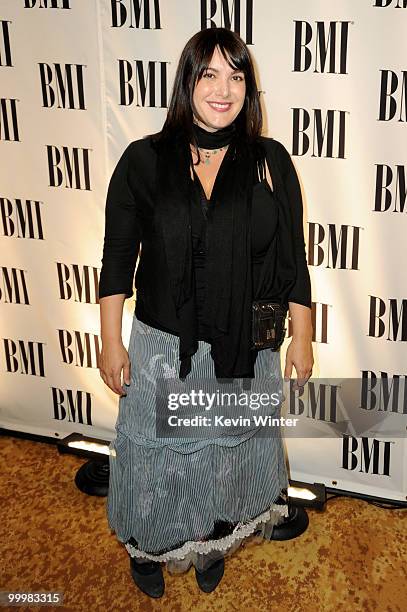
[107,314,289,574]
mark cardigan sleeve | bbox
[98,143,141,300]
[275,140,312,309]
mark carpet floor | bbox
[0,434,406,611]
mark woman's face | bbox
[192,45,246,133]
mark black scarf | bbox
[191,120,237,149]
[154,122,296,381]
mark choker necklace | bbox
[191,121,236,165]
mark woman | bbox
[98,27,313,598]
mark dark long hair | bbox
[151,28,263,155]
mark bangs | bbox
[193,35,249,84]
[198,46,242,76]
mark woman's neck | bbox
[191,120,236,150]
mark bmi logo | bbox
[57,262,100,304]
[379,70,407,122]
[46,145,91,190]
[110,0,161,28]
[374,164,407,212]
[52,388,93,425]
[291,108,348,158]
[308,223,362,270]
[39,63,86,110]
[118,59,168,107]
[0,267,29,304]
[1,197,44,239]
[361,371,407,415]
[293,21,351,74]
[200,0,254,44]
[3,338,45,376]
[342,435,392,476]
[58,329,100,369]
[287,380,340,422]
[368,297,407,342]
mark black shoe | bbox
[195,557,225,593]
[130,556,165,598]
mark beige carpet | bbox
[0,435,406,611]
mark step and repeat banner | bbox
[1,1,406,502]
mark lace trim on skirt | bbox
[125,501,288,574]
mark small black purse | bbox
[251,300,288,351]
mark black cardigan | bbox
[98,134,311,342]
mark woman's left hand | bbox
[284,336,314,391]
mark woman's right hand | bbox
[98,339,131,396]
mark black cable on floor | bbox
[325,492,407,510]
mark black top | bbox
[98,134,312,376]
[191,159,279,341]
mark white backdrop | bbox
[1,0,406,503]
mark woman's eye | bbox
[202,72,244,81]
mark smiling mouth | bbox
[207,101,232,111]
